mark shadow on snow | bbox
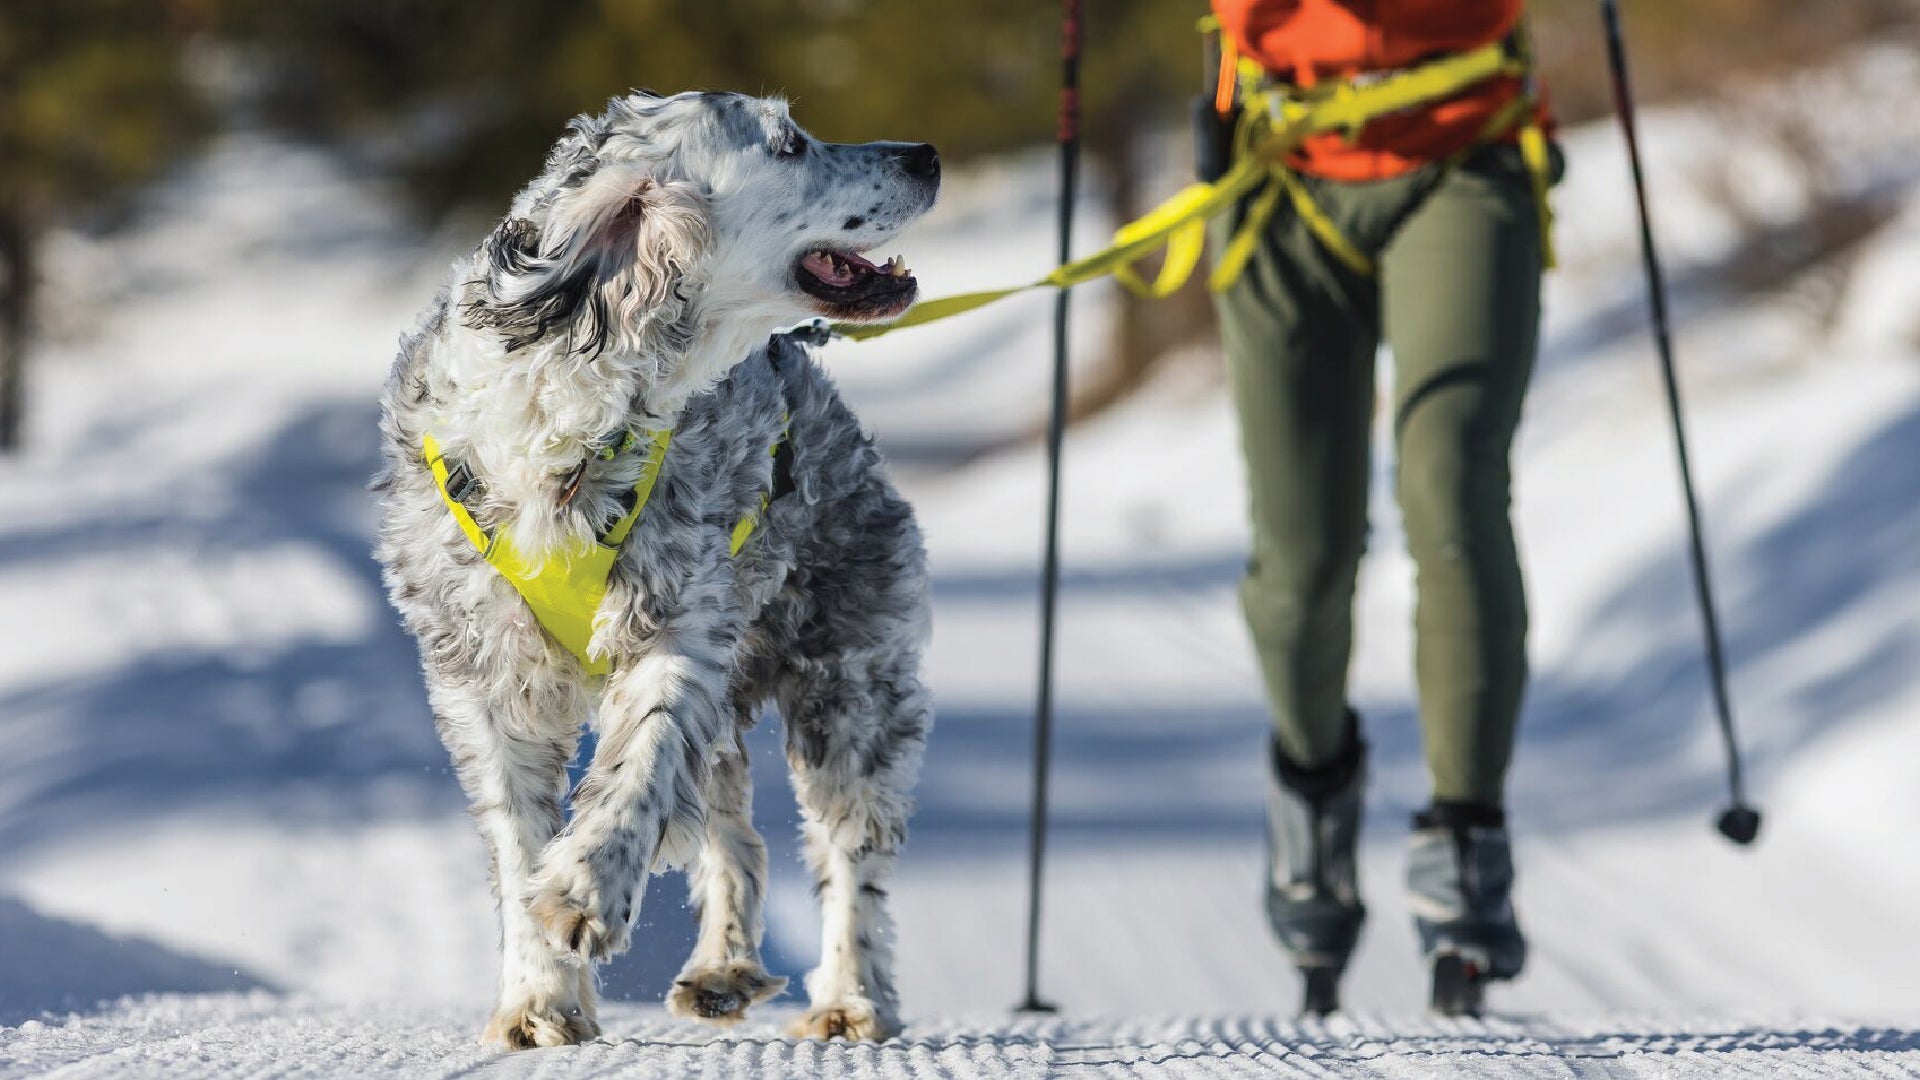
[1,391,1914,1012]
[0,895,269,1026]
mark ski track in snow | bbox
[6,997,1920,1078]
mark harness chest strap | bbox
[728,423,791,558]
[423,423,784,675]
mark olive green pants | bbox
[1211,144,1551,804]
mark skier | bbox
[1203,0,1562,1015]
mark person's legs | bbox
[1211,185,1378,996]
[1382,143,1542,807]
[1212,175,1428,1002]
[1212,202,1378,773]
[1381,143,1546,997]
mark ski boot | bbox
[1263,723,1367,1017]
[1406,801,1526,1017]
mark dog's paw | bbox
[482,997,600,1049]
[788,1000,897,1042]
[527,865,630,962]
[666,962,788,1025]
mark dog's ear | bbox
[465,163,710,357]
[463,217,557,351]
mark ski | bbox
[1299,967,1342,1017]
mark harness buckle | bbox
[443,460,483,506]
[592,429,639,461]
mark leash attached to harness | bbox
[834,26,1554,343]
[423,419,788,675]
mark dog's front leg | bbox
[528,616,740,965]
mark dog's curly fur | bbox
[373,90,938,1047]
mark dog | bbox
[374,90,938,1047]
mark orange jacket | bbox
[1212,0,1551,181]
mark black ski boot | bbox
[1407,801,1526,1018]
[1263,722,1367,1017]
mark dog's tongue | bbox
[801,249,879,287]
[801,251,852,286]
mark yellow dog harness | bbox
[423,423,787,675]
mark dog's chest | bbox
[609,352,795,583]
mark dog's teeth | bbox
[888,258,909,278]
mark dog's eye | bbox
[776,129,805,159]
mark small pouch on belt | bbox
[1194,19,1240,183]
[1194,97,1240,184]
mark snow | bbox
[5,73,1920,1075]
[9,998,1920,1079]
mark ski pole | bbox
[1016,0,1081,1015]
[1598,0,1761,847]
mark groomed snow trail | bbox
[5,996,1920,1079]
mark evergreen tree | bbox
[0,0,210,451]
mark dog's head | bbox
[463,90,940,362]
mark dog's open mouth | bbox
[793,247,917,320]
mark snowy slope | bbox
[4,66,1920,1076]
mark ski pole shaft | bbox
[1597,0,1760,846]
[1017,0,1081,1015]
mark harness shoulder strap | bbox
[601,429,673,546]
[728,413,790,557]
[423,432,492,554]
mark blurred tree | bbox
[0,0,211,452]
[216,1,1191,210]
[216,0,1202,425]
[1529,0,1916,123]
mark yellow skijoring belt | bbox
[836,35,1555,342]
[423,424,785,675]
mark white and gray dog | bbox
[374,90,938,1047]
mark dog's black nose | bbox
[896,143,940,182]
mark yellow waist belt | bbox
[423,426,783,675]
[835,36,1554,343]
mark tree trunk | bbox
[0,210,30,453]
[1068,93,1217,427]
